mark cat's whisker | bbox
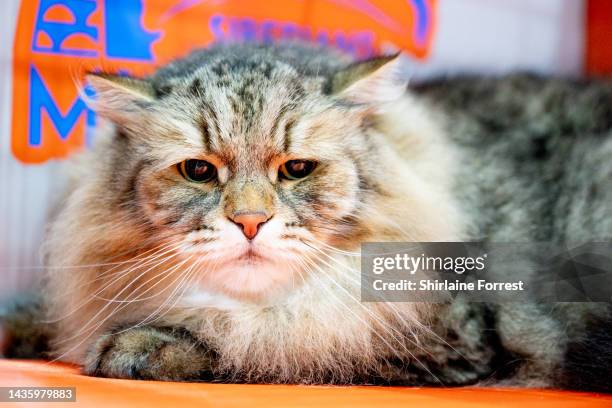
[303,241,467,360]
[86,242,188,296]
[141,258,211,325]
[50,241,183,296]
[301,246,443,360]
[298,252,444,385]
[112,256,201,333]
[51,248,187,343]
[92,256,194,305]
[41,242,185,323]
[1,233,173,271]
[48,253,198,362]
[303,238,361,257]
[306,242,440,355]
[47,239,177,270]
[299,251,418,349]
[136,249,230,326]
[294,254,440,383]
[293,256,397,353]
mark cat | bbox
[1,42,611,391]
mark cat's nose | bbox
[230,212,271,240]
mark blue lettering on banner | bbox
[32,0,99,56]
[104,0,160,61]
[407,0,429,44]
[29,66,95,147]
[209,14,375,59]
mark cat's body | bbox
[1,43,611,391]
[416,76,612,390]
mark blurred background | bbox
[0,0,610,301]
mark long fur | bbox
[2,43,611,389]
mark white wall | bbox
[408,0,585,79]
[0,0,35,301]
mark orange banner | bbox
[11,0,437,164]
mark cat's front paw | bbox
[84,325,216,381]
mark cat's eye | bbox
[177,159,217,183]
[279,160,317,180]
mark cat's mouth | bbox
[235,247,268,264]
[187,233,307,299]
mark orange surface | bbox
[0,360,611,408]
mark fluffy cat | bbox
[1,42,611,391]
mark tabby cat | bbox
[2,42,611,391]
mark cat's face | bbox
[87,50,401,300]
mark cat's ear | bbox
[329,54,406,104]
[84,73,155,123]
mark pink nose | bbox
[230,212,270,240]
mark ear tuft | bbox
[83,73,155,123]
[329,54,407,104]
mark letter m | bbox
[29,66,94,147]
